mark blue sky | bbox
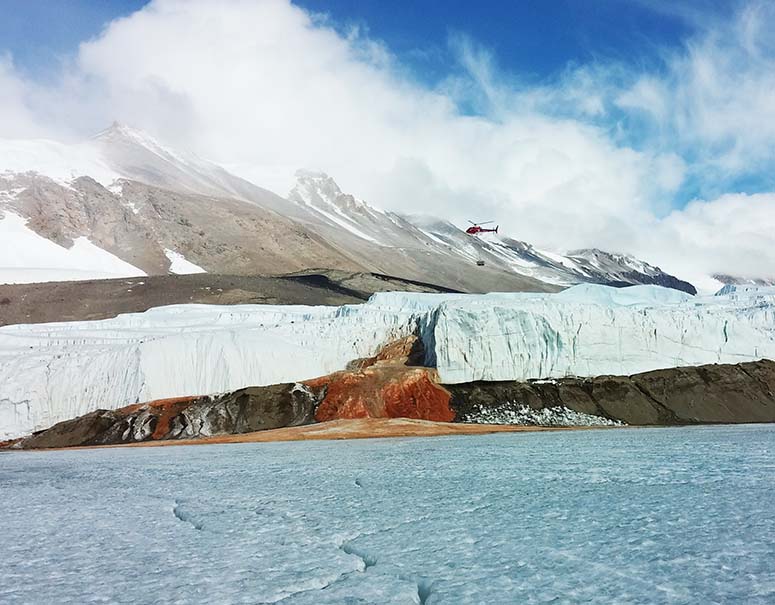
[0,0,746,205]
[297,0,695,82]
[1,0,773,281]
[0,1,147,76]
[0,0,724,79]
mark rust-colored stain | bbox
[115,395,202,440]
[382,370,454,422]
[148,398,201,440]
[117,395,199,415]
[309,366,454,423]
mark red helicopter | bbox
[465,220,499,235]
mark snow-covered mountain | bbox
[1,124,695,293]
[284,171,697,292]
[402,216,697,293]
[712,274,775,288]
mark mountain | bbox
[403,217,697,294]
[285,171,697,293]
[1,123,694,294]
[712,274,775,288]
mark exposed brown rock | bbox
[309,335,455,422]
[631,362,775,423]
[17,409,125,449]
[590,376,665,425]
[448,360,775,425]
[14,384,321,449]
[0,271,459,327]
[8,353,775,450]
[309,366,454,422]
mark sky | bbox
[1,0,774,287]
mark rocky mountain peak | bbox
[288,169,369,215]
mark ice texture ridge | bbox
[429,284,775,383]
[0,302,422,439]
[1,284,774,439]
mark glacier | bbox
[1,284,774,439]
[0,302,421,440]
[429,284,775,383]
[2,426,774,604]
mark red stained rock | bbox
[309,366,454,423]
[310,334,454,422]
[117,396,200,416]
[116,396,202,440]
[347,334,425,370]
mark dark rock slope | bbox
[8,359,775,450]
[15,385,321,449]
[0,270,460,326]
[448,360,775,425]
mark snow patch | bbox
[0,211,146,285]
[164,249,206,275]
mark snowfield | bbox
[0,211,146,284]
[164,248,207,274]
[1,284,774,439]
[1,426,774,604]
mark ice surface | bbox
[429,284,775,383]
[1,284,773,438]
[164,248,207,274]
[1,425,774,604]
[0,302,421,438]
[0,211,146,285]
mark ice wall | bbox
[1,284,774,439]
[0,303,422,439]
[430,285,775,383]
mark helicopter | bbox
[465,220,499,235]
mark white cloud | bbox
[0,55,46,138]
[640,193,775,289]
[0,0,774,286]
[618,2,775,176]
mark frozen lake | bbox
[2,425,774,604]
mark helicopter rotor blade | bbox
[478,221,494,225]
[467,220,477,225]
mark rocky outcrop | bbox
[449,359,775,425]
[308,367,453,422]
[14,385,320,449]
[308,335,454,422]
[10,409,126,450]
[7,352,775,449]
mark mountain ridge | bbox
[1,124,695,294]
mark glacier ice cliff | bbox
[429,284,775,383]
[1,284,774,439]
